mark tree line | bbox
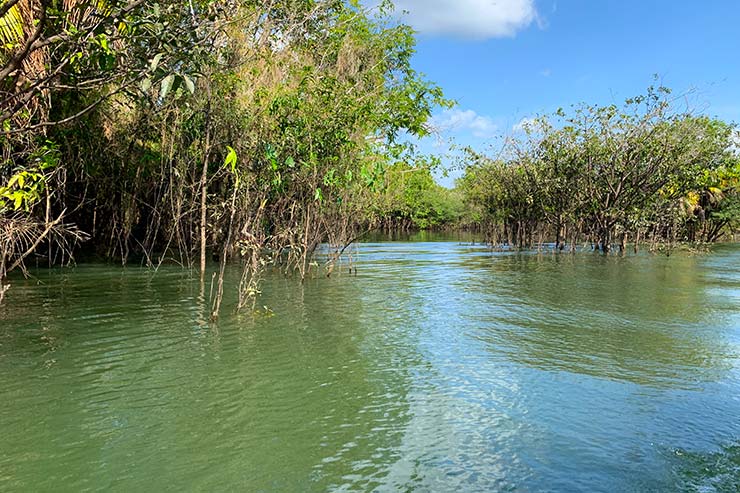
[1,2,738,313]
[0,0,452,312]
[458,86,740,253]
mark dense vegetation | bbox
[372,159,464,231]
[1,2,738,313]
[0,0,451,311]
[458,86,740,252]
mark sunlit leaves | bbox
[459,86,740,246]
[0,142,59,213]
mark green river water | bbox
[1,236,739,492]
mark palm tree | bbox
[0,0,117,129]
[1,0,54,128]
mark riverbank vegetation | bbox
[0,0,450,310]
[458,86,740,252]
[372,159,465,232]
[1,2,738,313]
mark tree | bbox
[0,0,450,314]
[460,86,738,252]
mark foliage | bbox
[459,86,740,251]
[0,0,449,314]
[371,159,463,230]
[0,140,58,212]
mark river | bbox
[1,236,739,492]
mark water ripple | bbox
[0,241,738,491]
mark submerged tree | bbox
[460,86,740,252]
[0,0,450,315]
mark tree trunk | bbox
[599,223,612,253]
[199,99,212,281]
[634,230,641,254]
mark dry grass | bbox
[0,212,88,285]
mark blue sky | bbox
[392,0,740,186]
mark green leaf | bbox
[182,74,196,94]
[160,74,175,100]
[224,146,238,172]
[150,53,163,72]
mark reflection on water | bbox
[463,253,736,388]
[0,238,738,491]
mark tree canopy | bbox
[0,0,450,311]
[458,86,740,252]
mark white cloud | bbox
[431,108,499,139]
[393,0,538,39]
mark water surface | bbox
[1,238,739,491]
